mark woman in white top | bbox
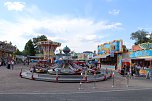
[11,60,14,70]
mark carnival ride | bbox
[37,40,61,62]
[20,46,112,83]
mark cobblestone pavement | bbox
[0,63,152,94]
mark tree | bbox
[130,30,149,45]
[23,39,35,56]
[15,49,23,55]
[148,33,152,43]
[22,35,48,56]
[33,35,48,54]
[33,35,47,46]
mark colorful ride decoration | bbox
[97,40,124,70]
[117,54,122,69]
[132,43,152,52]
[37,40,61,63]
[63,46,70,55]
[130,43,152,58]
[98,40,123,57]
[130,50,152,58]
[130,43,152,60]
[140,43,152,49]
[34,46,100,75]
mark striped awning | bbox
[131,56,152,60]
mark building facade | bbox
[77,51,94,61]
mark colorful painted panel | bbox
[117,54,122,68]
[132,43,152,51]
[130,50,152,58]
[139,43,152,49]
[98,40,123,55]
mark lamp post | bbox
[93,71,96,89]
[79,72,83,90]
[56,70,59,82]
[84,70,87,82]
[126,72,129,87]
[112,72,115,88]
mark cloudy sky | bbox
[0,0,152,52]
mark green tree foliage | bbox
[15,49,23,55]
[33,35,47,46]
[149,33,152,43]
[33,35,48,54]
[22,35,48,56]
[130,30,150,45]
[23,39,35,56]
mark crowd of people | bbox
[0,59,15,70]
[120,63,151,77]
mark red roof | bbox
[132,45,142,51]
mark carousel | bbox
[20,45,112,83]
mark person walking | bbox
[115,64,117,70]
[11,60,14,70]
[0,61,1,67]
[7,61,11,69]
[136,65,141,76]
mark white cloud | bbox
[4,1,25,11]
[0,4,122,52]
[0,17,122,52]
[124,41,133,49]
[77,34,107,43]
[109,9,120,15]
